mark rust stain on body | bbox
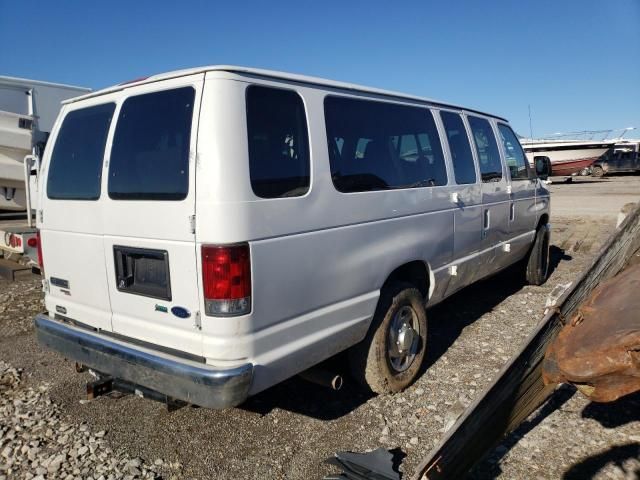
[543,262,640,402]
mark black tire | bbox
[348,282,427,394]
[592,165,605,177]
[526,225,550,285]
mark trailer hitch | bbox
[86,375,113,399]
[84,373,187,412]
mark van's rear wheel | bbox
[526,225,550,285]
[349,283,427,394]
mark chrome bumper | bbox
[34,314,253,409]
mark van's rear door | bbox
[39,99,117,331]
[101,75,204,357]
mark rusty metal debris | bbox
[543,262,640,403]
[323,448,400,480]
[410,202,640,480]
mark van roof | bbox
[63,65,507,121]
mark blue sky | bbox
[1,0,638,138]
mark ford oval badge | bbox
[171,306,191,319]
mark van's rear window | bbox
[47,103,115,200]
[108,87,195,200]
[246,86,310,198]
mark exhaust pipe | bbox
[299,368,343,391]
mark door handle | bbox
[483,209,490,230]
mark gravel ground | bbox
[0,361,182,479]
[0,277,42,339]
[1,176,639,479]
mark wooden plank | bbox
[411,202,640,480]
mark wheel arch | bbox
[381,260,432,301]
[537,213,549,230]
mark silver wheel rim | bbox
[387,305,420,373]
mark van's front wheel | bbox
[526,225,550,285]
[349,283,427,394]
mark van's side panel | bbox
[246,210,452,392]
[196,75,454,390]
[196,73,456,242]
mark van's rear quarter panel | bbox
[199,209,453,393]
[250,212,453,334]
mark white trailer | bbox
[0,77,90,272]
[0,76,90,212]
[0,214,39,279]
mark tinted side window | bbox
[109,87,195,200]
[440,111,477,184]
[324,97,447,193]
[247,86,310,198]
[498,124,530,180]
[468,116,502,182]
[47,104,115,200]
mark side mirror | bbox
[534,156,552,180]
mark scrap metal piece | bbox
[411,201,640,480]
[324,448,400,480]
[543,262,640,402]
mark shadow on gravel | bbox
[548,245,572,278]
[389,447,407,474]
[241,355,374,420]
[596,171,640,179]
[581,391,640,428]
[562,443,640,480]
[551,178,608,184]
[424,265,529,372]
[468,384,577,479]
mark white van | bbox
[33,66,550,409]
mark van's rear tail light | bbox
[36,230,44,273]
[202,244,251,316]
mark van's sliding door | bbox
[468,116,511,275]
[437,110,483,295]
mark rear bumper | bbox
[34,314,253,409]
